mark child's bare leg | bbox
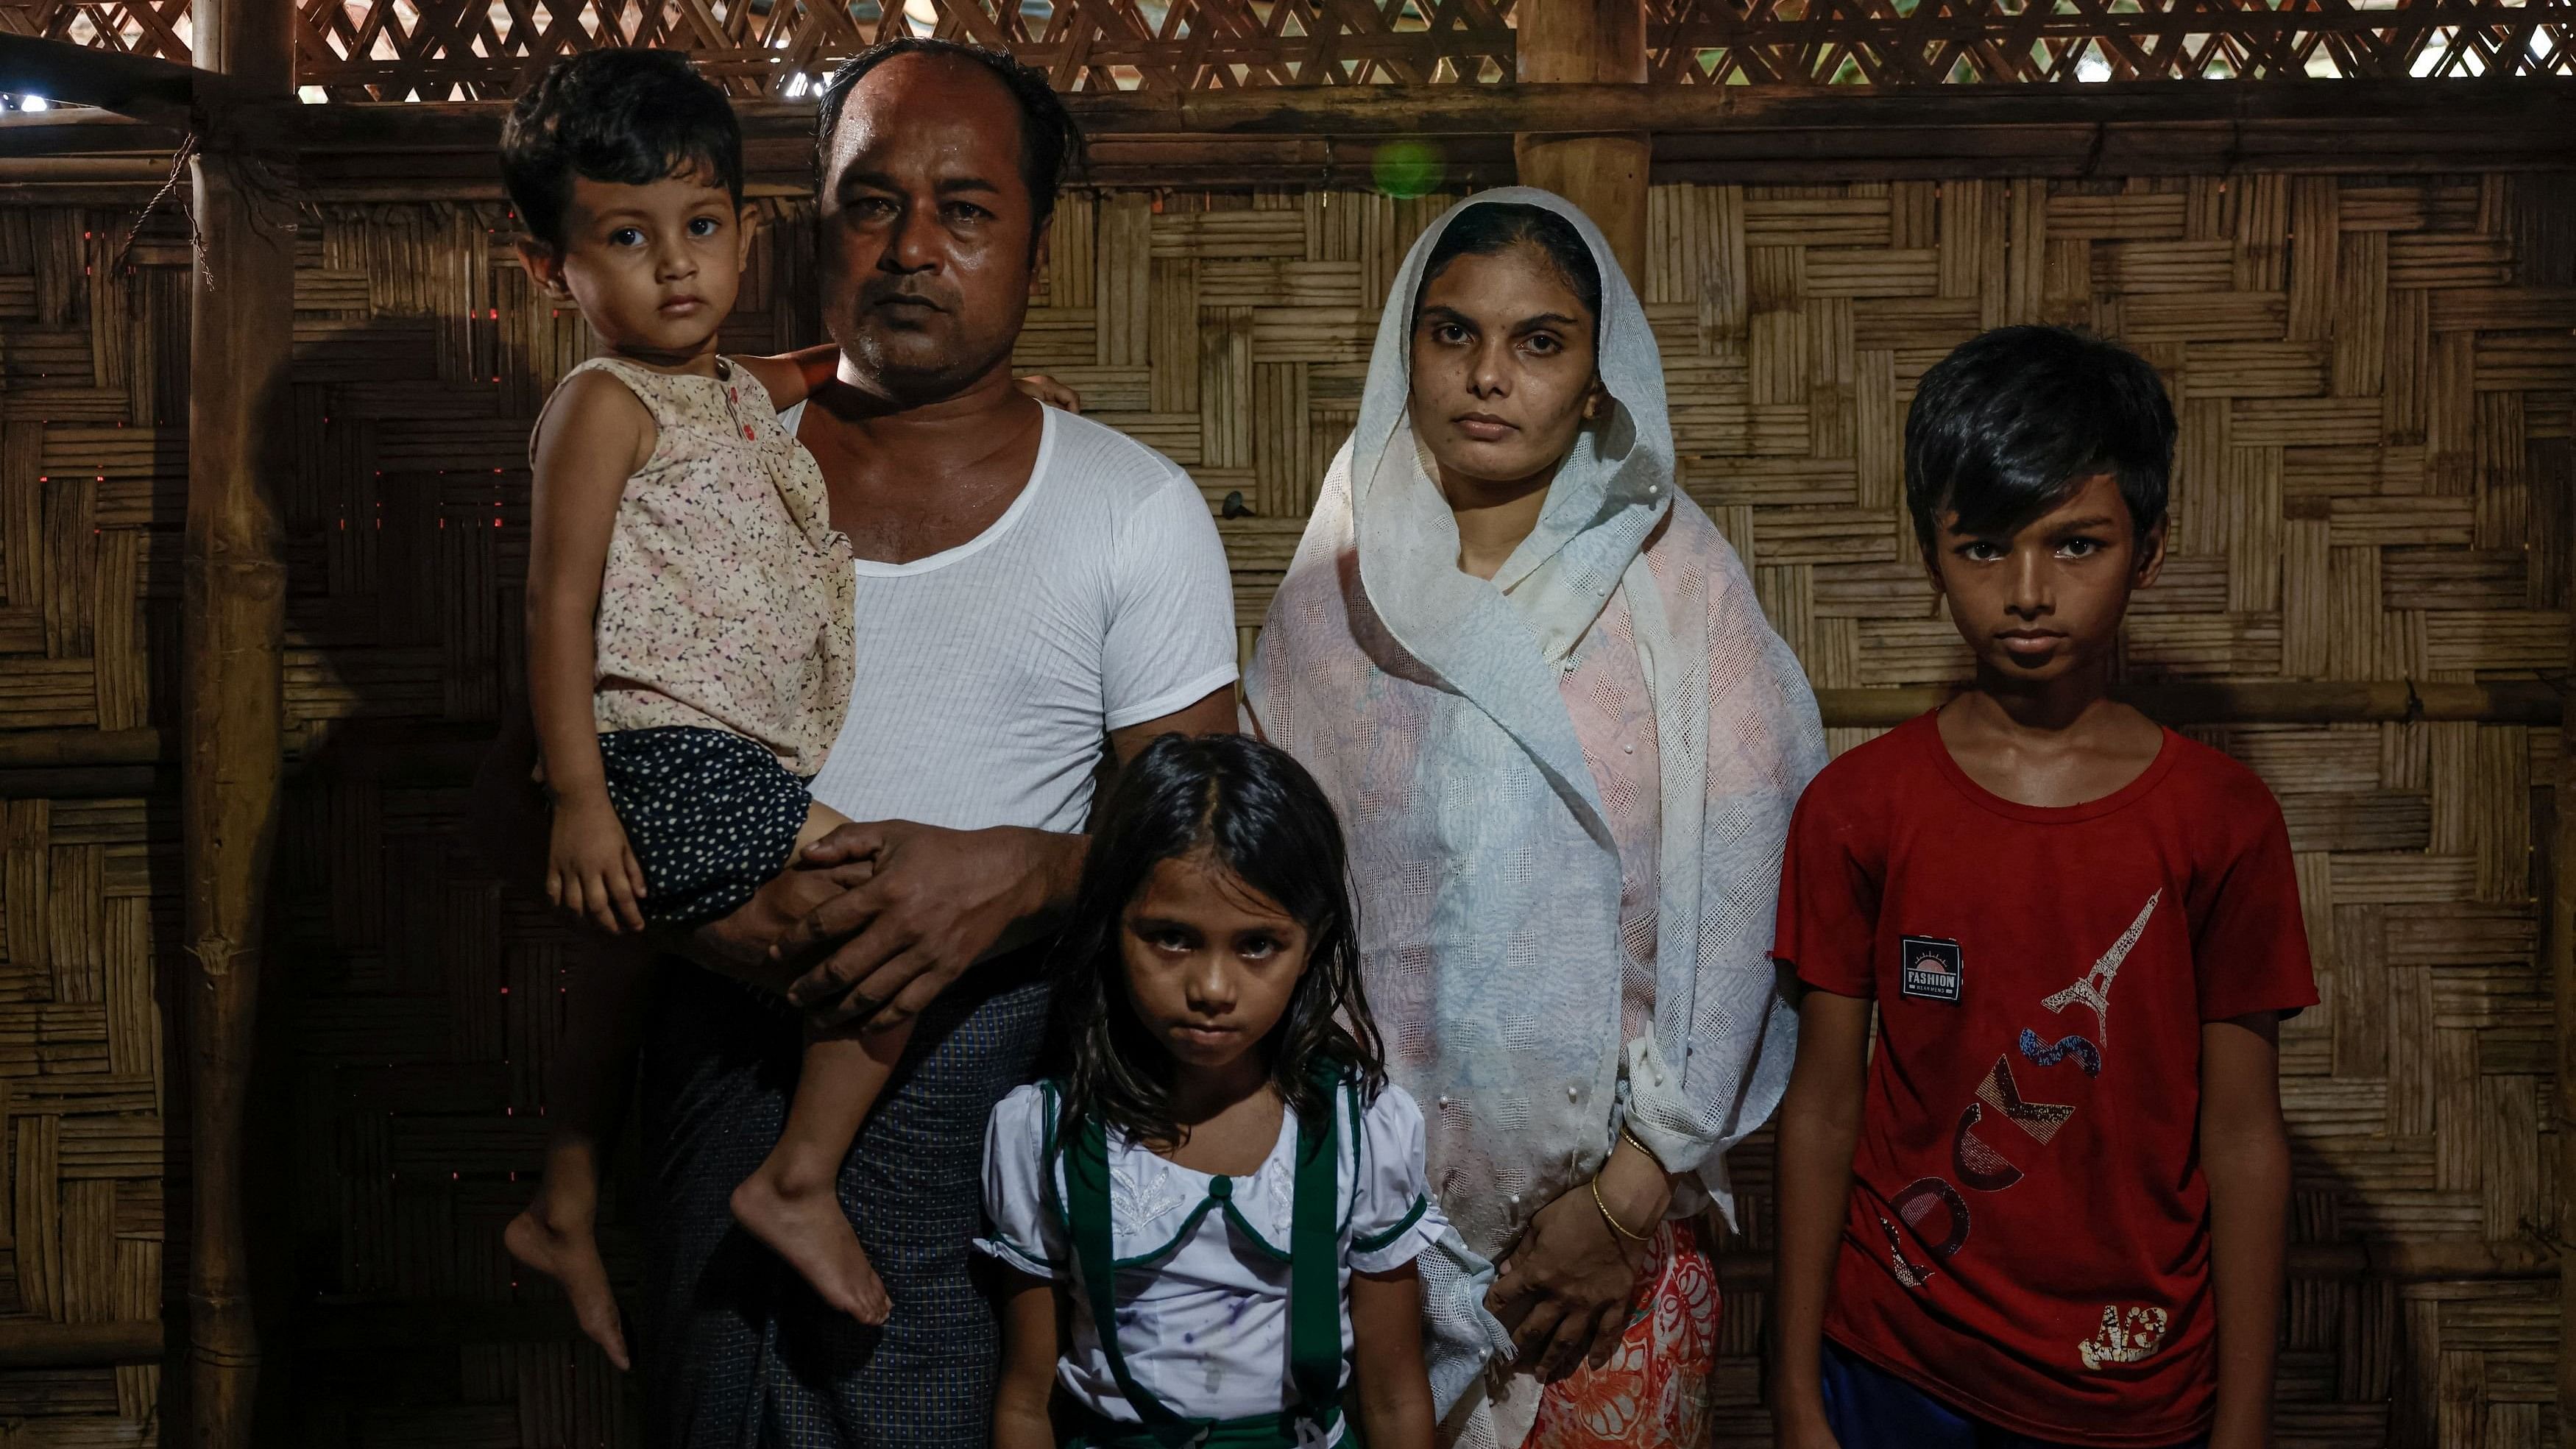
[730,1018,914,1322]
[506,935,649,1370]
[727,801,913,1322]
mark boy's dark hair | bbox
[1049,733,1386,1155]
[500,49,744,252]
[1417,200,1603,331]
[1904,325,2176,556]
[813,39,1083,246]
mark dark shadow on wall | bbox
[232,196,827,1447]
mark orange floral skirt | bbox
[1522,1217,1722,1448]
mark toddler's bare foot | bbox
[731,1168,891,1324]
[506,1198,631,1370]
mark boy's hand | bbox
[548,792,648,935]
[1013,374,1082,413]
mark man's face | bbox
[817,53,1044,402]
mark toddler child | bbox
[983,733,1448,1448]
[1769,325,2315,1449]
[494,46,1069,1363]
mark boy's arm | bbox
[990,1272,1064,1449]
[1348,1263,1436,1449]
[526,372,656,934]
[1771,985,1871,1449]
[2202,1010,2288,1449]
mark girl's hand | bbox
[547,791,648,935]
[1773,1404,1846,1449]
[1484,1146,1666,1382]
[1014,374,1082,413]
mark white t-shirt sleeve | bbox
[976,1083,1068,1280]
[1350,1084,1446,1274]
[1101,463,1239,731]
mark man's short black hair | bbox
[500,49,744,251]
[1905,325,2176,556]
[812,38,1083,244]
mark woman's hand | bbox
[1484,1136,1671,1382]
[546,790,648,935]
[1014,374,1083,413]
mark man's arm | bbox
[1771,985,1869,1449]
[2203,1010,2288,1449]
[775,686,1239,1027]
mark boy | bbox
[1769,325,2314,1449]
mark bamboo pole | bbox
[0,1319,168,1369]
[183,149,291,1449]
[182,0,292,1440]
[1510,0,1649,281]
[2512,171,2576,1449]
[8,83,2572,193]
[2556,669,2575,1449]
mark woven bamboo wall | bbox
[0,170,2567,1445]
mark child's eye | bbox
[1959,541,2005,562]
[1148,929,1191,953]
[609,227,645,248]
[1237,935,1279,960]
[2059,537,2104,559]
[688,216,721,238]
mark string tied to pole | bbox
[113,132,202,285]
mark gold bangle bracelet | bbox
[1590,1175,1653,1242]
[1617,1122,1657,1166]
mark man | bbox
[478,38,1238,1447]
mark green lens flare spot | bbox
[1372,141,1444,199]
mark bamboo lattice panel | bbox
[0,169,2569,1444]
[0,203,179,1449]
[4,0,2576,99]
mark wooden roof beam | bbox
[0,34,199,125]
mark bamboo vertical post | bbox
[2513,173,2576,1449]
[2555,670,2575,1448]
[182,0,293,1436]
[1511,0,1648,282]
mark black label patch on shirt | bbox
[1899,935,1964,1005]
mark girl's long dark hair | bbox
[1050,733,1386,1152]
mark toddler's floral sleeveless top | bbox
[551,355,854,778]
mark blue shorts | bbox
[1819,1339,2209,1449]
[595,726,813,928]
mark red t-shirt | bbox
[1772,712,2316,1444]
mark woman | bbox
[1245,189,1827,1445]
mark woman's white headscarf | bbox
[1246,188,1827,1423]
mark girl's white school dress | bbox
[978,1075,1449,1448]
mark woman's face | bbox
[1408,241,1602,492]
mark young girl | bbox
[982,734,1444,1448]
[495,46,1073,1361]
